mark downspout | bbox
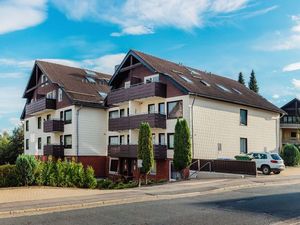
[277,113,286,153]
[76,105,83,162]
[191,97,196,160]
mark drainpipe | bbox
[191,97,196,160]
[76,105,83,162]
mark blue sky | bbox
[0,0,300,132]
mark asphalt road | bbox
[1,183,300,225]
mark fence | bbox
[190,159,257,176]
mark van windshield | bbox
[271,154,282,160]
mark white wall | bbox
[190,96,280,159]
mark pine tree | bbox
[248,70,259,93]
[137,122,154,185]
[173,119,192,179]
[238,72,245,86]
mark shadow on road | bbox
[197,192,300,220]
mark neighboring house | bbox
[106,50,284,180]
[21,61,110,177]
[280,98,300,149]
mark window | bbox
[200,80,210,87]
[120,135,125,145]
[167,133,174,149]
[152,133,156,144]
[109,136,119,145]
[167,101,183,119]
[109,110,119,119]
[46,91,56,99]
[58,88,63,102]
[159,133,165,145]
[38,137,42,150]
[98,92,107,98]
[240,109,248,126]
[271,154,282,160]
[41,74,48,87]
[64,110,72,124]
[148,104,155,114]
[60,135,63,145]
[291,132,297,138]
[159,103,165,115]
[60,111,64,120]
[47,114,51,120]
[52,90,56,99]
[86,76,96,83]
[109,158,119,174]
[179,75,193,83]
[127,135,130,144]
[144,75,159,83]
[216,84,232,93]
[124,81,131,89]
[240,138,248,154]
[120,109,125,118]
[259,153,267,159]
[150,161,157,175]
[232,88,242,95]
[25,139,29,150]
[47,136,51,145]
[25,120,29,131]
[218,143,222,151]
[64,135,72,148]
[37,117,41,129]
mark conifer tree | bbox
[248,70,259,93]
[238,72,245,86]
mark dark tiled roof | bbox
[132,50,284,114]
[36,61,111,105]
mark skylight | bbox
[85,69,97,76]
[200,80,210,87]
[172,69,183,75]
[216,84,232,93]
[232,88,242,95]
[179,75,193,83]
[86,77,96,83]
[187,67,200,75]
[98,92,107,98]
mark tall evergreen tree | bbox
[248,70,259,93]
[238,72,245,86]
[137,122,154,185]
[173,119,192,179]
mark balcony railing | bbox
[26,98,56,115]
[107,82,166,105]
[44,145,64,157]
[109,113,166,131]
[108,144,167,159]
[44,120,64,133]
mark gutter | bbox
[76,105,83,162]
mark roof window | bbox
[232,88,242,95]
[187,67,200,75]
[86,76,96,83]
[179,75,193,83]
[200,80,210,87]
[216,84,232,93]
[85,69,97,76]
[172,69,183,75]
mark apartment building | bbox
[106,50,284,180]
[280,98,300,149]
[21,61,110,177]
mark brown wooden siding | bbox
[44,120,64,132]
[108,145,167,159]
[109,113,166,131]
[107,82,166,105]
[44,145,64,157]
[25,98,56,115]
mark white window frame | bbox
[144,74,159,84]
[58,88,63,102]
[109,158,119,175]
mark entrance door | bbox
[169,161,177,181]
[120,158,133,177]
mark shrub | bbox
[0,164,19,187]
[97,179,113,189]
[84,166,97,189]
[16,154,38,185]
[281,144,300,166]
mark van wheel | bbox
[274,171,280,175]
[262,165,271,175]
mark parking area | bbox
[257,166,300,176]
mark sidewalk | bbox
[1,174,300,218]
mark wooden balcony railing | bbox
[108,144,167,159]
[107,82,166,105]
[44,120,64,132]
[25,98,56,115]
[44,145,64,157]
[109,113,166,131]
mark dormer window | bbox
[41,74,48,87]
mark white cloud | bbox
[52,0,250,36]
[0,87,24,116]
[9,117,22,127]
[242,5,278,19]
[292,79,300,89]
[0,0,47,35]
[0,72,25,79]
[38,58,81,68]
[283,62,300,72]
[0,58,34,69]
[272,94,280,99]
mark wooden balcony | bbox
[109,113,166,131]
[26,98,56,115]
[107,82,166,105]
[44,120,64,133]
[43,145,64,157]
[108,145,167,159]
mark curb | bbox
[1,180,300,218]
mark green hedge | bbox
[0,164,19,187]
